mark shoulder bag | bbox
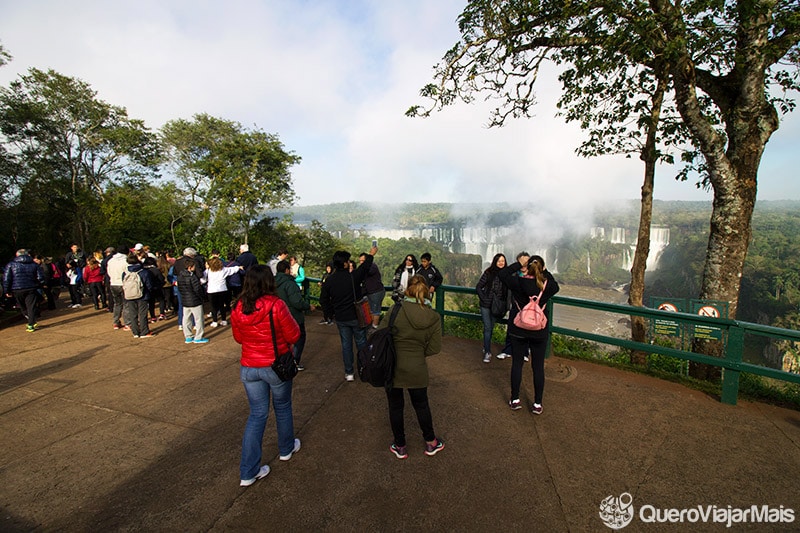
[269,309,298,381]
[351,275,372,328]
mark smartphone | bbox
[372,239,378,248]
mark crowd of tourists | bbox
[2,241,558,488]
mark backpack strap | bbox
[515,279,548,309]
[388,301,402,328]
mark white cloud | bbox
[0,0,794,209]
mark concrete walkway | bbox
[1,298,799,531]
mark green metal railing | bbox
[305,278,800,405]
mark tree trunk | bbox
[688,179,758,379]
[629,73,668,366]
[660,0,779,380]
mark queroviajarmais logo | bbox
[599,492,634,530]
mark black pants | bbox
[385,387,436,446]
[149,289,166,317]
[294,322,306,364]
[68,284,82,305]
[14,288,39,327]
[510,335,547,405]
[43,284,57,310]
[209,291,229,321]
[89,282,106,308]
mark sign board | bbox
[649,298,685,337]
[689,300,728,341]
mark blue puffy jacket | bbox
[3,254,45,293]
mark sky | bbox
[0,0,798,213]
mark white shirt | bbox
[204,266,241,294]
[106,253,128,286]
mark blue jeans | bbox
[336,319,367,374]
[240,365,295,480]
[480,306,496,354]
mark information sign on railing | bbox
[690,299,728,341]
[649,297,686,337]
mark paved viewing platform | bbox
[1,298,799,531]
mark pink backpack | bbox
[513,280,548,331]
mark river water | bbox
[552,284,632,341]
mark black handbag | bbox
[491,295,507,318]
[269,310,298,381]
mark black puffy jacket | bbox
[177,269,204,307]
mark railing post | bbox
[721,324,744,405]
[435,285,445,329]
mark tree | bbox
[0,68,160,249]
[0,41,11,67]
[409,0,800,375]
[161,114,300,244]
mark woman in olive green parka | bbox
[381,275,444,459]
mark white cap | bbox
[134,243,143,251]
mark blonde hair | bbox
[207,257,223,272]
[405,275,430,306]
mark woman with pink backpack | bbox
[498,254,559,415]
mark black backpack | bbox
[357,303,402,388]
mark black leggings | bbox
[510,335,547,405]
[385,387,436,446]
[89,282,106,308]
[209,291,229,321]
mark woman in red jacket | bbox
[231,265,301,487]
[82,256,106,310]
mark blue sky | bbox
[0,0,797,211]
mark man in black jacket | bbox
[320,245,377,381]
[3,249,45,332]
[416,252,443,302]
[236,244,259,271]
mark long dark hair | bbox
[484,253,507,284]
[485,253,506,274]
[395,254,419,274]
[236,264,277,315]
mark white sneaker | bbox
[345,374,355,382]
[219,320,228,326]
[207,312,212,318]
[524,356,530,362]
[177,325,182,330]
[483,353,491,363]
[279,438,301,461]
[210,322,218,328]
[496,352,510,360]
[240,465,270,487]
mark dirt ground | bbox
[1,296,799,532]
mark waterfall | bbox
[369,223,668,272]
[621,246,634,271]
[622,226,671,270]
[610,227,627,244]
[646,226,670,270]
